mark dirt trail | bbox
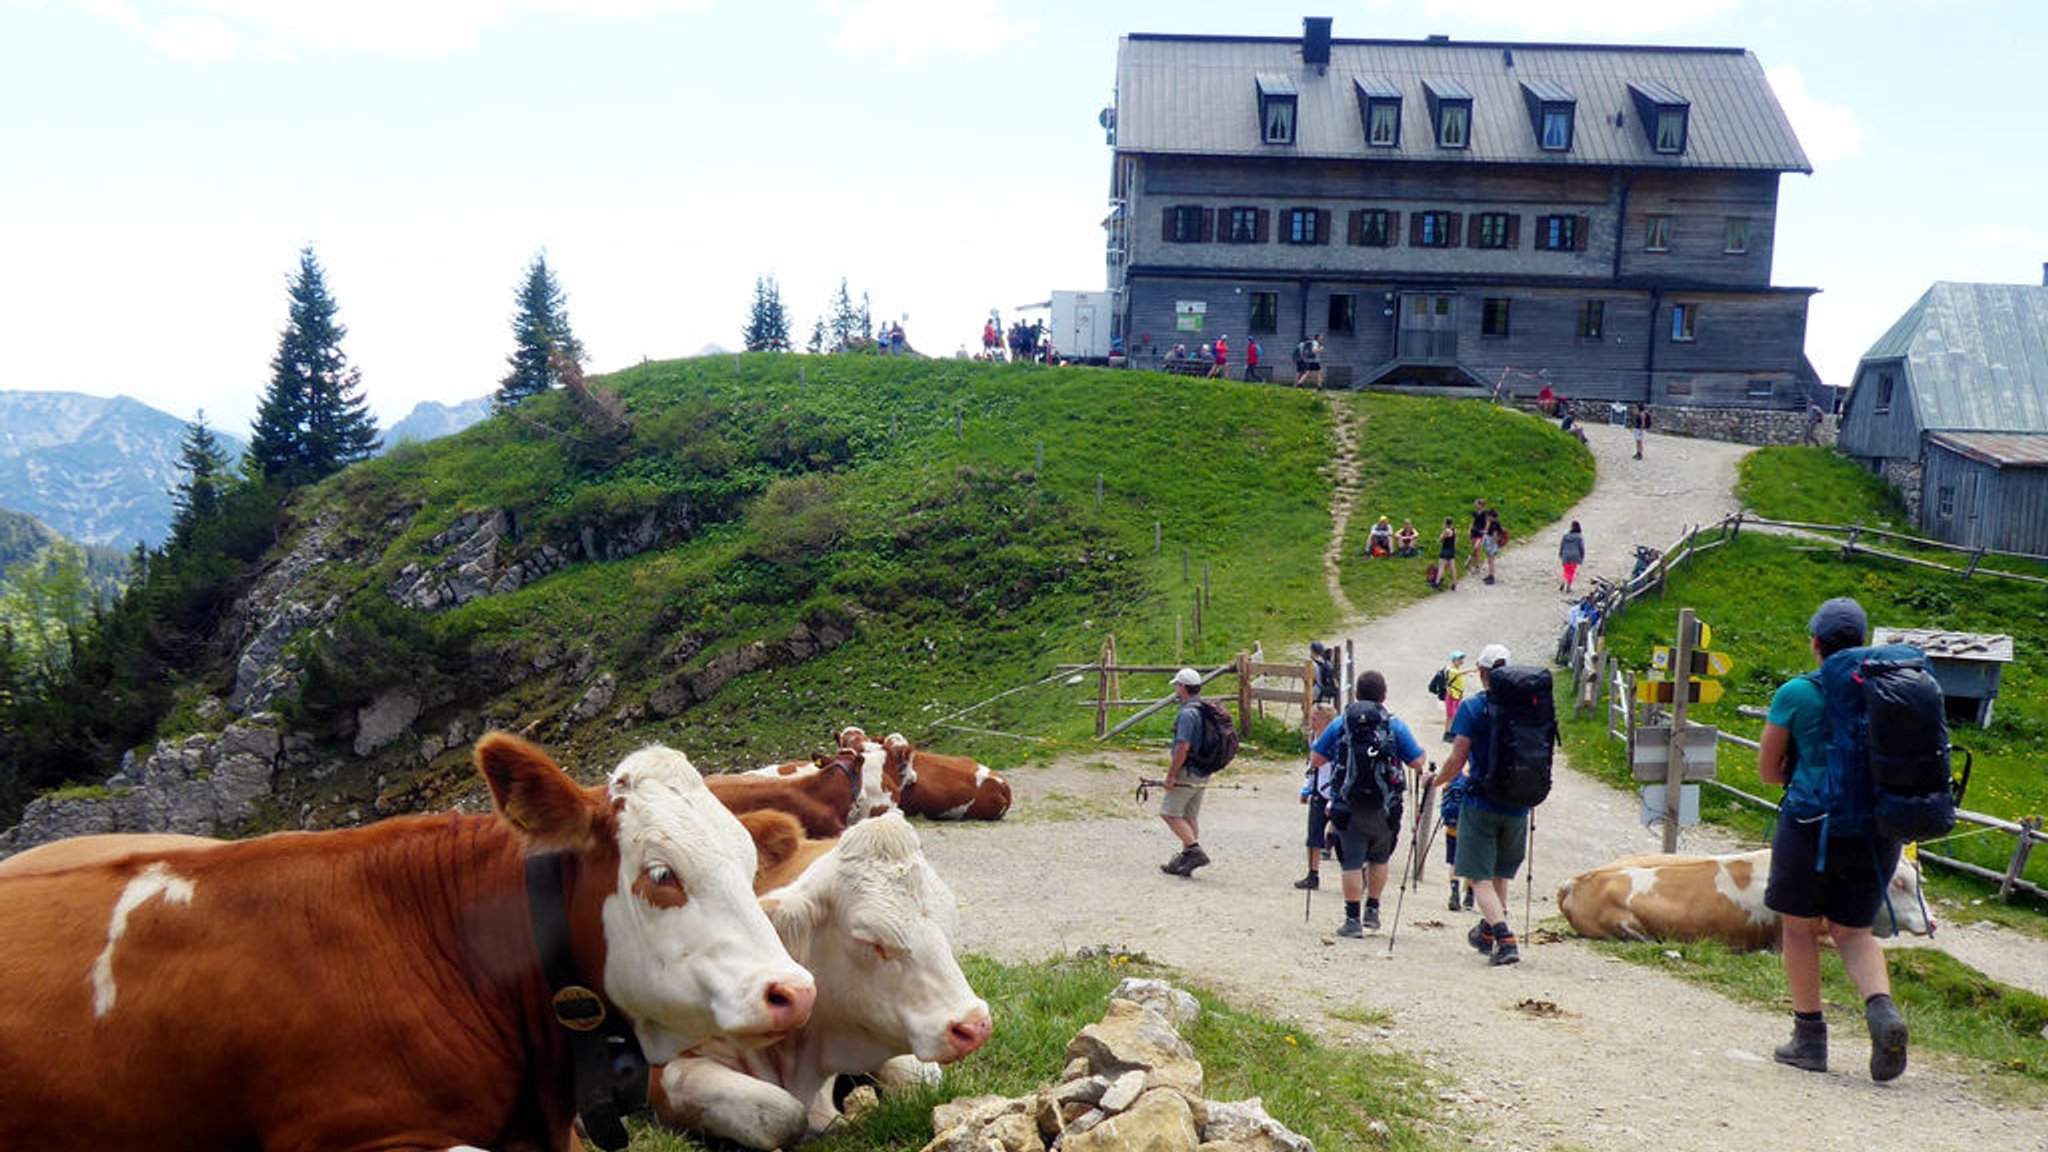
[919,420,2048,1152]
[1320,393,1360,621]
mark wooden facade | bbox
[1105,27,1819,406]
[1921,438,2048,555]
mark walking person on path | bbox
[1435,517,1460,591]
[1479,511,1505,585]
[1158,668,1214,877]
[1466,498,1490,574]
[1759,597,1910,1081]
[1308,671,1427,937]
[1294,701,1338,891]
[1559,520,1586,593]
[1632,403,1652,459]
[1431,644,1529,966]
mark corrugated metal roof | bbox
[1114,33,1810,171]
[1628,79,1690,106]
[1928,431,2048,467]
[1858,283,2048,434]
[1255,72,1297,96]
[1521,78,1576,104]
[1354,75,1401,100]
[1423,77,1473,101]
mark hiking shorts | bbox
[1335,807,1399,869]
[1453,805,1527,880]
[1159,781,1206,821]
[1304,793,1333,849]
[1764,816,1902,930]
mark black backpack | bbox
[1182,699,1239,777]
[1472,666,1556,808]
[1329,701,1406,825]
[1815,645,1969,843]
[1427,667,1449,700]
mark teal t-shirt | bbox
[1766,673,1827,816]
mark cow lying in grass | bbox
[1556,848,1932,951]
[836,726,1012,820]
[0,734,816,1152]
[651,808,992,1149]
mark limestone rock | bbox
[353,689,420,757]
[840,1085,880,1124]
[1063,1087,1199,1152]
[1067,998,1204,1099]
[1200,1098,1313,1152]
[1113,977,1202,1028]
[565,673,616,724]
[930,1094,1022,1137]
[987,1110,1045,1152]
[1100,1068,1148,1112]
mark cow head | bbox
[477,734,816,1064]
[762,811,991,1069]
[1873,857,1933,938]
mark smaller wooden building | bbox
[1921,433,2048,555]
[1872,626,2014,729]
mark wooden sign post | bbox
[1661,608,1696,852]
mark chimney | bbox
[2041,261,2047,287]
[1303,16,1332,68]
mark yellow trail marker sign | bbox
[1651,646,1733,677]
[1636,678,1726,705]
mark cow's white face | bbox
[768,812,990,1067]
[1874,858,1932,938]
[602,746,816,1063]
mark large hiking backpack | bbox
[1329,701,1406,826]
[1182,699,1240,777]
[1472,666,1556,808]
[1814,644,1967,844]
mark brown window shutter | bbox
[1536,215,1553,248]
[1448,214,1464,247]
[1409,213,1424,246]
[1506,214,1521,249]
[1348,210,1364,246]
[1576,213,1590,251]
[1386,211,1401,247]
[1316,209,1331,245]
[1203,209,1217,243]
[1255,209,1270,244]
[1466,215,1482,248]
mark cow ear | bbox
[476,732,605,851]
[767,892,816,958]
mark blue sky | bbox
[2,0,2041,434]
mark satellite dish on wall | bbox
[1098,107,1117,130]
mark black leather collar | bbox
[524,852,649,1151]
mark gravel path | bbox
[918,419,2048,1152]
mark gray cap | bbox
[1477,644,1512,669]
[1309,640,1326,655]
[1808,597,1868,649]
[1171,667,1203,688]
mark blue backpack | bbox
[1807,644,1965,856]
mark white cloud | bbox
[1368,0,1742,37]
[67,0,710,61]
[831,0,1037,64]
[1766,65,1866,166]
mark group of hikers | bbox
[1149,589,1922,1082]
[981,317,1052,363]
[1366,498,1586,595]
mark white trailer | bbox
[1048,290,1112,362]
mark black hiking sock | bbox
[1796,1009,1824,1023]
[1365,898,1380,911]
[1863,994,1894,1012]
[1491,921,1513,943]
[1344,901,1361,921]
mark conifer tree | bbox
[742,275,792,352]
[245,247,380,485]
[806,317,825,355]
[826,277,872,353]
[169,411,231,547]
[497,252,585,408]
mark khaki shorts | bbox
[1159,781,1207,820]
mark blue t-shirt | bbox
[1768,673,1829,819]
[1174,701,1204,752]
[1451,692,1528,816]
[1311,707,1425,799]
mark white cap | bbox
[1477,644,1512,669]
[1171,667,1203,688]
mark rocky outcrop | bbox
[387,504,696,612]
[228,515,344,714]
[645,613,855,718]
[919,989,1313,1152]
[0,720,309,857]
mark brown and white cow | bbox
[0,733,816,1152]
[652,809,993,1149]
[739,742,895,822]
[710,746,880,838]
[836,727,1012,821]
[1556,849,1932,951]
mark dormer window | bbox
[1424,79,1473,150]
[1354,77,1402,148]
[1520,80,1576,152]
[1628,80,1691,155]
[1256,74,1298,145]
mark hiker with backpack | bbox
[1307,670,1427,937]
[1759,597,1928,1082]
[1430,644,1556,966]
[1158,667,1237,877]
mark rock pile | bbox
[920,979,1313,1152]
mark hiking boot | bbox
[1362,905,1381,931]
[1159,848,1192,876]
[1447,884,1462,912]
[1483,575,1496,585]
[1336,917,1364,938]
[1866,996,1908,1082]
[1774,1016,1828,1073]
[1463,887,1475,910]
[1293,872,1320,891]
[1181,845,1211,874]
[1467,921,1495,955]
[1489,938,1521,966]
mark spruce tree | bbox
[806,317,825,355]
[497,252,585,408]
[245,247,380,485]
[169,411,231,547]
[742,275,792,352]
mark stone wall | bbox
[1629,403,1835,448]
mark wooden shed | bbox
[1921,433,2048,555]
[1872,626,2014,729]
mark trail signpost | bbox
[1642,608,1734,851]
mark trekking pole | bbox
[1523,810,1536,939]
[1388,811,1442,957]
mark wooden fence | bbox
[1077,638,1354,741]
[1572,513,2046,903]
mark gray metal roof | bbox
[1521,78,1576,104]
[1114,33,1810,171]
[1858,283,2048,434]
[1927,431,2048,467]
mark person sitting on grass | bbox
[1394,518,1420,557]
[1367,516,1394,558]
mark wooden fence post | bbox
[1107,633,1121,704]
[2000,816,2043,902]
[1236,651,1252,733]
[1095,638,1112,738]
